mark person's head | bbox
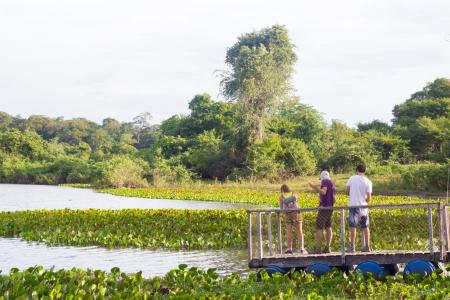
[280,184,291,193]
[356,164,366,174]
[320,170,330,181]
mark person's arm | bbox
[279,196,283,209]
[309,182,327,195]
[345,178,351,195]
[366,180,373,202]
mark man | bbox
[346,164,372,252]
[309,170,336,253]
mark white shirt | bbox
[346,175,372,207]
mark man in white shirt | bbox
[345,164,372,252]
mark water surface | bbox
[0,184,267,211]
[0,238,248,277]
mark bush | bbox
[147,148,195,185]
[281,138,316,176]
[399,163,449,192]
[94,156,148,188]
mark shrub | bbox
[94,156,148,188]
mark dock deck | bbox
[249,250,450,268]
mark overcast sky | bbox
[1,0,449,126]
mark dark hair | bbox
[280,184,291,193]
[356,164,366,173]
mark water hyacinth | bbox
[0,265,449,299]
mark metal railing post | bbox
[445,205,450,252]
[428,205,434,256]
[257,212,263,259]
[277,211,282,254]
[267,213,273,256]
[438,203,444,261]
[340,208,346,264]
[247,211,252,261]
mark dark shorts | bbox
[349,208,369,228]
[284,212,301,225]
[316,210,333,229]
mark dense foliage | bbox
[1,265,449,299]
[0,26,448,188]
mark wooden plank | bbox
[345,251,437,265]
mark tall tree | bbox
[220,25,297,142]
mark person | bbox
[279,184,307,254]
[346,164,372,252]
[309,170,336,254]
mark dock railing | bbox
[247,202,450,264]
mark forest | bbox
[0,25,448,192]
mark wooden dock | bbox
[247,203,450,269]
[249,250,450,268]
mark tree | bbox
[392,78,450,159]
[357,120,392,134]
[408,78,450,101]
[133,112,152,144]
[221,25,297,142]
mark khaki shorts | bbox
[284,212,302,225]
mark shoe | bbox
[323,246,331,253]
[299,248,308,255]
[285,249,293,254]
[362,246,372,252]
[347,243,355,253]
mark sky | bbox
[0,0,449,127]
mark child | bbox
[279,184,307,254]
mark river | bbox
[0,184,264,276]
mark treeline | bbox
[0,25,448,189]
[0,78,448,188]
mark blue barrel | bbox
[264,265,288,276]
[306,263,332,277]
[355,261,386,279]
[403,259,435,277]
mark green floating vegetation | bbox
[0,208,439,251]
[0,265,449,299]
[59,183,94,188]
[98,187,433,207]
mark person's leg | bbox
[350,227,356,246]
[315,212,324,252]
[294,220,305,250]
[324,211,333,250]
[286,223,293,251]
[362,227,370,250]
[315,229,323,250]
[325,227,333,248]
